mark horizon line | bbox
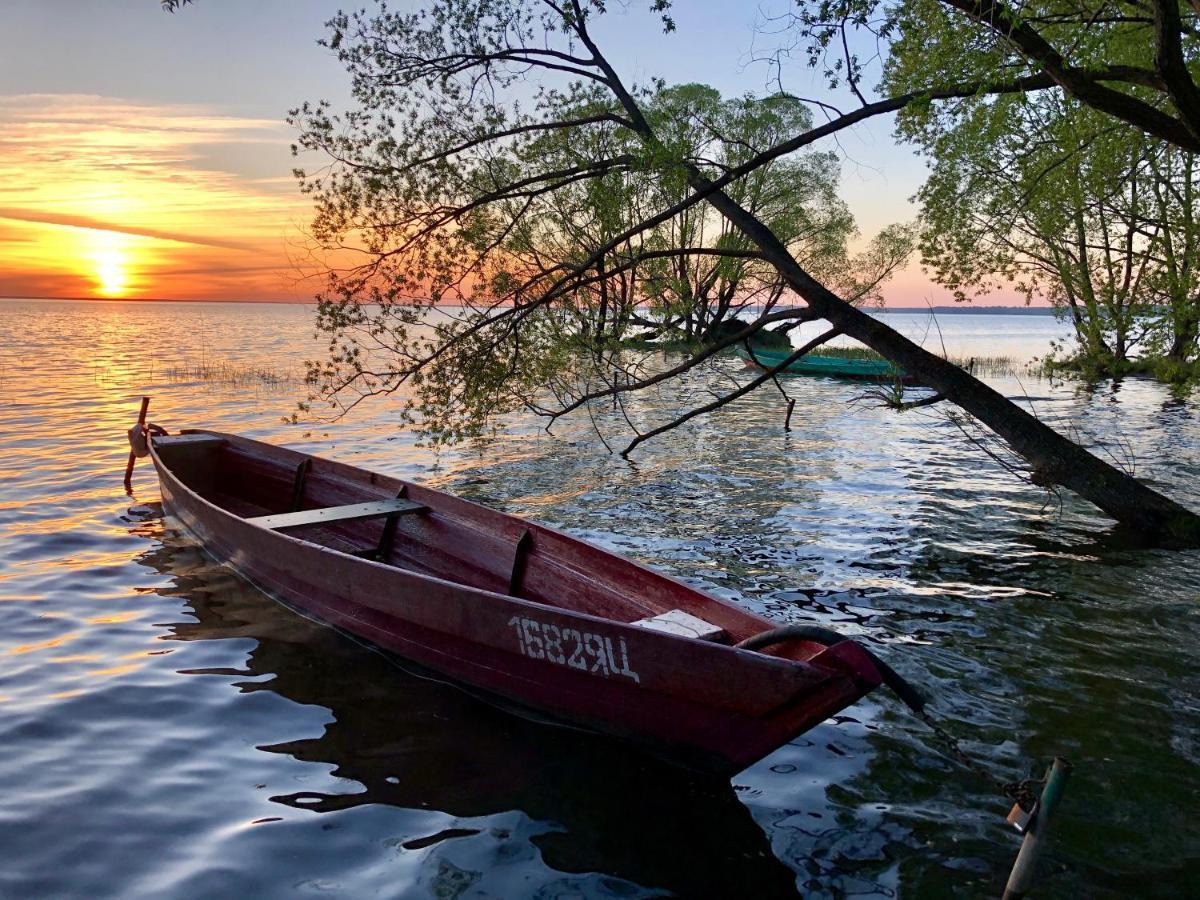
[1,294,1052,312]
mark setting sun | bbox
[87,230,134,297]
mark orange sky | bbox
[0,2,1028,307]
[0,90,1022,308]
[0,94,315,302]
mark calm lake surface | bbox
[1,299,1198,898]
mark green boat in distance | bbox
[736,346,916,384]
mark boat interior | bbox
[152,432,790,650]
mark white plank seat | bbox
[630,609,726,641]
[247,498,427,531]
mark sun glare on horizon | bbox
[88,229,135,297]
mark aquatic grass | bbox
[162,360,300,388]
[806,346,1016,375]
[624,332,1020,375]
[805,346,891,360]
[959,355,1018,375]
[1037,352,1200,391]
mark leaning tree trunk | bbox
[581,39,1200,544]
[697,173,1200,545]
[1168,312,1198,362]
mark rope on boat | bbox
[737,625,927,713]
[736,624,1046,812]
[123,394,168,492]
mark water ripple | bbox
[0,300,1198,897]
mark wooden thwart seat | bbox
[631,609,726,641]
[247,498,427,531]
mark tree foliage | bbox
[791,0,1200,152]
[772,1,1199,375]
[809,1,1200,376]
[288,13,910,446]
[914,93,1200,371]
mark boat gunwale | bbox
[148,430,844,676]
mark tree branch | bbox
[619,327,841,456]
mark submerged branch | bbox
[619,327,841,456]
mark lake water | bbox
[1,299,1198,898]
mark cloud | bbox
[0,208,258,252]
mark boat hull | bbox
[151,432,882,775]
[737,347,917,384]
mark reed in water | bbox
[162,360,299,388]
[806,346,1016,375]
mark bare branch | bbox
[620,328,841,456]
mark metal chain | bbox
[917,710,1044,812]
[811,634,1047,814]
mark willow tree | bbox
[913,95,1200,373]
[277,0,1200,543]
[290,72,905,440]
[1144,144,1200,365]
[794,0,1200,373]
[503,84,867,349]
[629,86,857,344]
[793,0,1200,153]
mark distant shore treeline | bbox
[2,296,1058,315]
[884,306,1056,316]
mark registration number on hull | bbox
[507,615,640,683]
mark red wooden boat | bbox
[145,429,888,775]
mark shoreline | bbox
[0,295,1057,314]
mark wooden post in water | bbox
[124,396,150,491]
[1003,757,1073,899]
